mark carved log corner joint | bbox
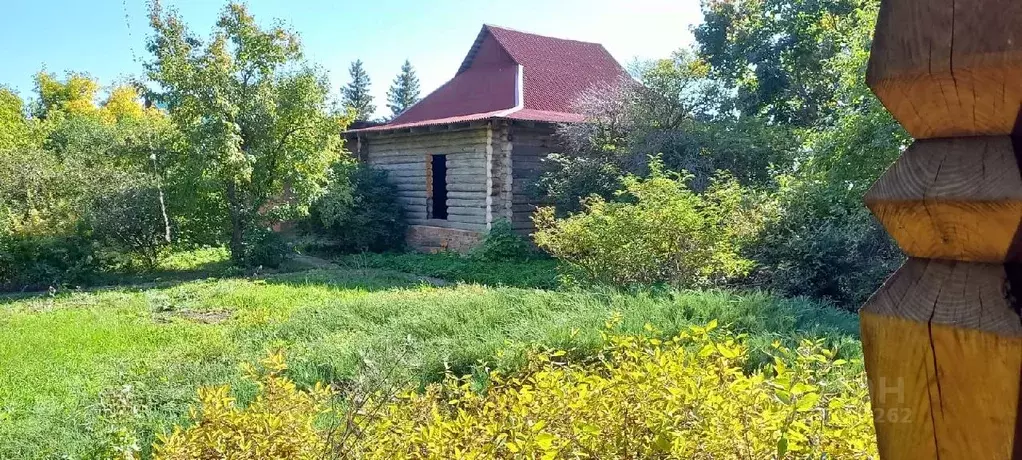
[863,1,1022,458]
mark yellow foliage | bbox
[34,71,101,118]
[351,321,877,459]
[154,352,334,460]
[157,323,877,459]
[102,86,146,122]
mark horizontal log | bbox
[447,183,486,192]
[446,199,486,208]
[386,173,428,182]
[860,258,1022,459]
[447,213,487,224]
[865,136,1022,262]
[447,207,487,217]
[447,191,485,200]
[396,196,426,205]
[366,137,488,150]
[368,146,485,158]
[396,190,426,198]
[443,169,486,178]
[408,218,486,232]
[394,182,428,192]
[376,162,426,171]
[368,157,426,167]
[366,130,487,144]
[368,149,485,162]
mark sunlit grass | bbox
[0,264,859,458]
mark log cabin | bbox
[344,25,627,252]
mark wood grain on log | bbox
[861,258,1022,459]
[867,0,1022,138]
[865,136,1022,262]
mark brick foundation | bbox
[406,225,482,253]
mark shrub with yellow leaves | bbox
[156,320,877,459]
[154,352,334,460]
[349,319,876,459]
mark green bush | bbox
[240,226,290,268]
[87,185,171,270]
[308,162,406,253]
[534,159,752,287]
[0,230,99,291]
[471,220,536,262]
[744,180,903,307]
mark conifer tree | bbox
[386,59,421,118]
[342,60,376,120]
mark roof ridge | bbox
[483,24,605,47]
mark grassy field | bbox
[0,251,861,458]
[336,251,561,288]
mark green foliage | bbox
[386,59,420,118]
[0,268,858,458]
[0,87,36,151]
[544,51,797,214]
[146,1,346,264]
[0,229,99,291]
[740,1,907,307]
[240,226,291,269]
[87,185,171,270]
[535,159,752,287]
[308,162,406,253]
[693,0,866,126]
[342,59,376,121]
[353,323,874,458]
[471,220,535,262]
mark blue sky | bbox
[0,0,701,118]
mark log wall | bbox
[356,120,560,248]
[508,123,558,234]
[860,2,1022,458]
[360,126,491,233]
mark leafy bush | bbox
[240,226,290,268]
[0,230,98,291]
[87,185,170,270]
[351,321,875,459]
[308,162,406,254]
[471,220,536,262]
[155,353,333,460]
[534,159,752,287]
[159,322,873,458]
[745,186,902,308]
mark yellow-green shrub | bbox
[533,159,753,287]
[351,320,876,459]
[156,322,877,459]
[154,353,333,460]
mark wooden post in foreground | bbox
[862,1,1022,458]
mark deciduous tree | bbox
[145,1,346,263]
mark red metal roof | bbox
[349,25,626,133]
[485,25,628,114]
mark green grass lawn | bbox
[336,251,561,289]
[0,253,860,458]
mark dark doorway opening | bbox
[430,154,448,220]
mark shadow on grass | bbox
[0,257,428,305]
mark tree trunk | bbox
[226,180,246,265]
